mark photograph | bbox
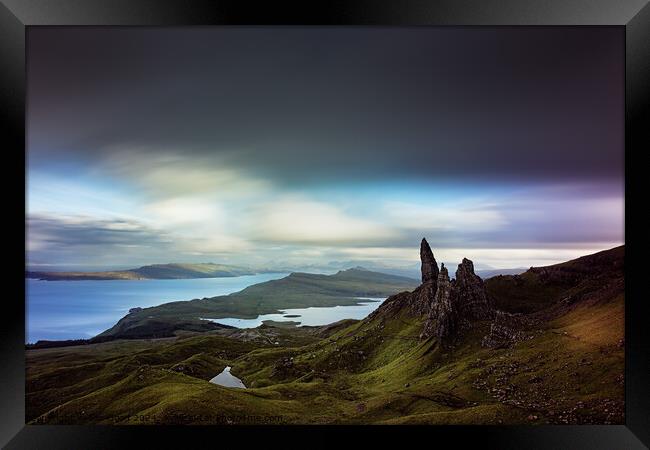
[24,26,626,426]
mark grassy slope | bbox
[27,329,322,423]
[484,271,566,314]
[485,245,624,313]
[230,291,623,425]
[28,293,623,425]
[97,269,418,340]
[26,247,623,425]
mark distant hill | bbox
[95,268,419,341]
[26,263,259,281]
[26,262,525,282]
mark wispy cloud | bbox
[383,201,507,232]
[246,196,399,245]
[96,149,271,199]
[26,175,624,269]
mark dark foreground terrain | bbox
[26,244,624,425]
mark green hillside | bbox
[96,268,418,341]
[485,245,624,313]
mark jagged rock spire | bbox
[420,263,456,342]
[376,241,494,347]
[454,258,494,321]
[420,238,439,284]
[434,264,456,341]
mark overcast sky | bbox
[26,27,624,270]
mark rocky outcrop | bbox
[410,280,439,316]
[374,239,495,346]
[368,290,419,319]
[374,243,623,352]
[418,258,495,346]
[420,238,439,284]
[373,238,496,346]
[369,281,436,319]
[453,258,495,321]
[420,264,456,341]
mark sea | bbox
[26,273,386,343]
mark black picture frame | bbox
[1,1,648,448]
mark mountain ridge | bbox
[26,262,527,281]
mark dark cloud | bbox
[27,27,623,186]
[27,215,175,266]
[28,215,163,246]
